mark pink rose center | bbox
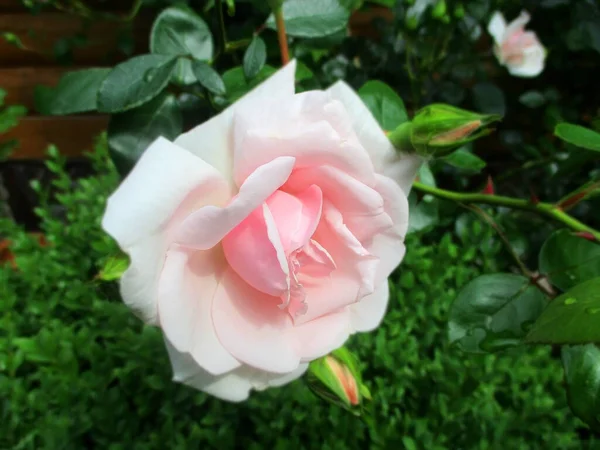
[221,184,336,320]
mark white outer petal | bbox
[165,339,308,402]
[175,60,298,188]
[487,11,507,44]
[326,80,422,195]
[507,45,546,78]
[350,282,390,333]
[102,137,229,323]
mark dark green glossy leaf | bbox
[562,344,600,432]
[243,36,267,80]
[191,60,226,95]
[555,123,600,152]
[150,6,214,85]
[358,80,408,131]
[539,229,600,291]
[266,0,350,38]
[98,54,177,113]
[107,92,182,176]
[222,65,276,103]
[35,68,110,115]
[441,148,486,172]
[526,277,600,344]
[448,273,547,353]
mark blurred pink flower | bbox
[488,10,546,78]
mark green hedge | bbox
[0,141,582,449]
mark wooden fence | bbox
[0,0,151,159]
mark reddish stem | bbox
[274,9,290,65]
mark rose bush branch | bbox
[413,181,600,241]
[268,0,289,65]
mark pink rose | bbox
[488,10,546,78]
[102,61,421,401]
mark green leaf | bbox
[555,123,600,152]
[266,0,350,38]
[191,60,226,95]
[243,36,267,80]
[0,139,18,160]
[441,148,486,172]
[1,32,25,49]
[526,277,600,344]
[98,54,177,113]
[519,90,546,109]
[562,344,600,432]
[296,61,314,81]
[97,255,129,281]
[150,6,214,85]
[34,68,110,115]
[222,65,277,103]
[108,92,182,176]
[358,80,408,131]
[539,229,600,291]
[338,0,364,11]
[407,192,438,234]
[0,105,26,134]
[448,273,547,353]
[472,82,506,116]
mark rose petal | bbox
[507,44,546,77]
[222,203,290,297]
[174,60,297,187]
[487,11,507,44]
[326,81,423,194]
[165,338,252,402]
[158,248,241,375]
[118,235,165,324]
[233,90,376,187]
[165,339,308,401]
[295,203,379,324]
[212,268,299,373]
[102,136,229,250]
[293,308,351,361]
[266,185,323,253]
[349,282,390,333]
[174,156,296,250]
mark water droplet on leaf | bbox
[564,297,577,305]
[144,68,156,82]
[585,307,600,314]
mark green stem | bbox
[215,0,228,55]
[413,181,600,240]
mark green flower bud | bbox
[388,104,501,158]
[306,347,371,415]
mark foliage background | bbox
[2,0,600,447]
[0,140,587,449]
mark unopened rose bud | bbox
[388,104,501,158]
[482,176,495,195]
[305,347,370,414]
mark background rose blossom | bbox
[101,61,422,401]
[488,10,546,78]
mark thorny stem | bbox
[413,181,600,241]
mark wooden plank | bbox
[0,13,151,65]
[0,67,99,109]
[4,115,109,159]
[0,0,137,12]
